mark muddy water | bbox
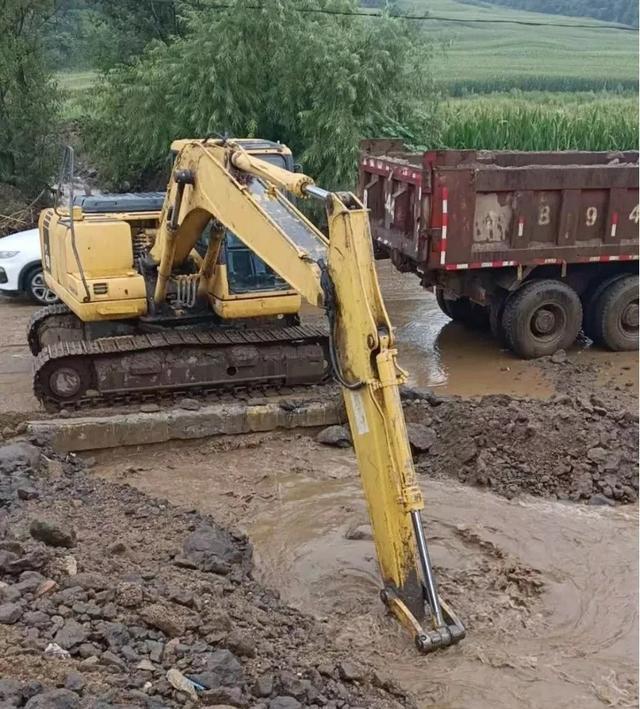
[374,262,556,399]
[93,434,639,709]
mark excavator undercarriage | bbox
[28,302,328,410]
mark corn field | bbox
[437,95,639,151]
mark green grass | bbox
[437,93,638,150]
[400,0,638,92]
[55,70,98,120]
[56,70,97,91]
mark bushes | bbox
[82,0,439,190]
[0,0,61,197]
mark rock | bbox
[108,541,127,555]
[146,639,164,662]
[23,610,50,627]
[406,423,437,452]
[202,649,244,687]
[24,689,80,709]
[253,674,274,698]
[7,549,49,573]
[64,672,86,693]
[54,619,89,649]
[116,581,143,608]
[178,397,200,411]
[137,659,155,672]
[316,425,351,448]
[201,686,246,707]
[344,523,372,541]
[16,570,45,593]
[43,643,70,659]
[29,519,76,548]
[101,650,126,670]
[0,441,41,471]
[62,556,77,576]
[168,586,194,608]
[46,459,64,477]
[550,349,567,364]
[269,698,301,709]
[140,603,185,637]
[0,583,21,603]
[16,483,39,500]
[587,447,609,465]
[63,572,108,590]
[78,655,100,668]
[140,403,161,413]
[0,602,22,624]
[338,661,365,682]
[0,678,22,705]
[225,629,256,657]
[183,525,244,575]
[100,621,130,650]
[454,438,478,464]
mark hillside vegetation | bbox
[459,0,637,27]
[399,0,638,92]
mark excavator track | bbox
[33,324,330,411]
[27,303,78,356]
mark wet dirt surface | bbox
[0,298,39,418]
[3,263,637,707]
[92,433,639,709]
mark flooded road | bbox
[93,433,639,709]
[374,262,556,399]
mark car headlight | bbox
[0,251,19,259]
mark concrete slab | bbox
[27,396,346,452]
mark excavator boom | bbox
[149,138,465,651]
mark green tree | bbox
[83,0,439,190]
[0,0,61,196]
[89,0,185,70]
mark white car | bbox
[0,227,59,305]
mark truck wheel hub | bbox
[532,307,557,335]
[621,302,638,330]
[49,367,82,398]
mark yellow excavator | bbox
[29,137,465,652]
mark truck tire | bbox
[502,279,582,359]
[436,291,489,330]
[435,288,453,318]
[582,274,626,341]
[489,292,507,344]
[590,275,638,351]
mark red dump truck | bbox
[358,141,639,358]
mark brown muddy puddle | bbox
[372,261,639,400]
[92,433,638,709]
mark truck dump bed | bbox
[358,141,639,278]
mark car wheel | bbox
[26,267,59,305]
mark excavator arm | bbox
[149,138,465,652]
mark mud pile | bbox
[401,390,638,504]
[0,440,411,708]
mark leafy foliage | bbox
[437,94,639,151]
[0,0,61,196]
[88,0,185,71]
[82,0,439,190]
